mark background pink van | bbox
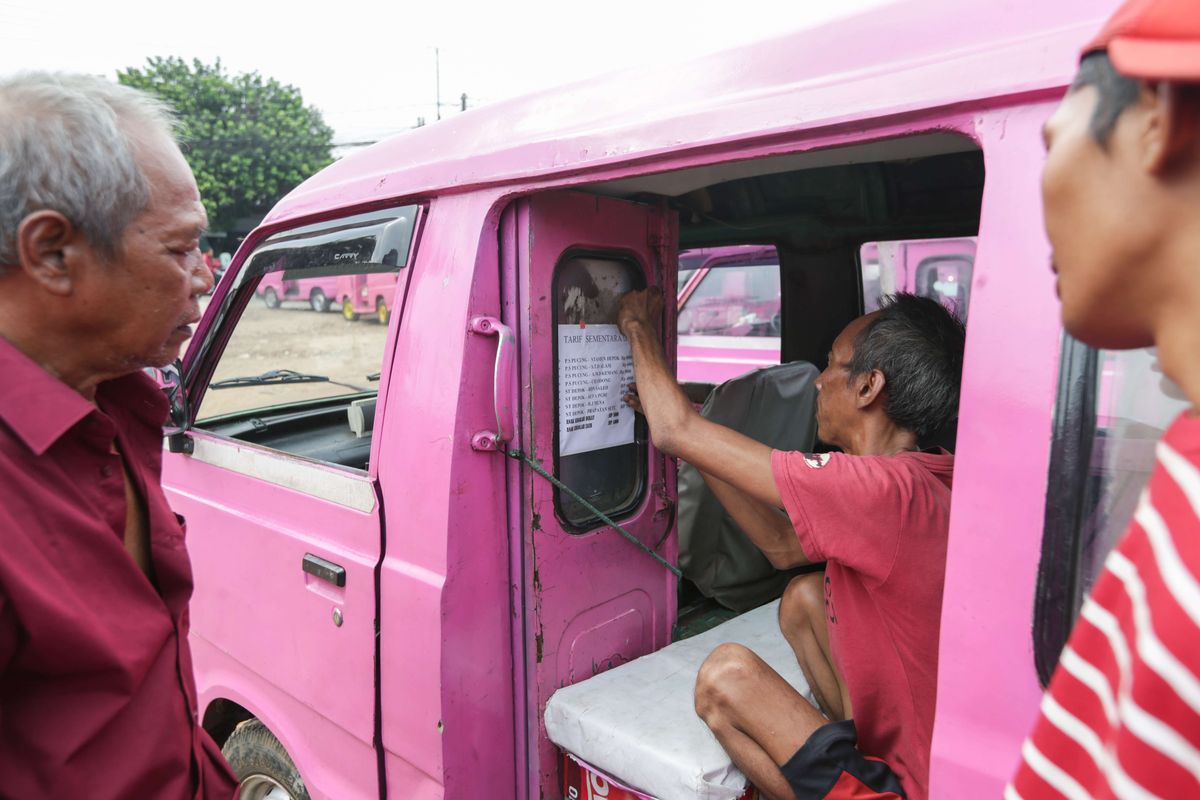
[677,239,975,386]
[257,272,340,312]
[155,1,1150,798]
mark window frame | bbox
[549,247,649,533]
[180,204,422,472]
[1033,334,1100,686]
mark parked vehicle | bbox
[159,1,1153,797]
[257,272,340,312]
[336,272,400,323]
[676,245,781,385]
[677,239,975,386]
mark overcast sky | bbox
[2,0,891,146]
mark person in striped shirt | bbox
[1011,0,1200,797]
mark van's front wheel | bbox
[341,298,359,321]
[222,720,310,800]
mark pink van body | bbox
[161,1,1123,797]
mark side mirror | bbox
[150,360,193,454]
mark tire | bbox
[309,288,330,313]
[376,298,389,324]
[222,720,309,800]
[263,288,281,309]
[341,297,359,321]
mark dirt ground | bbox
[191,294,390,419]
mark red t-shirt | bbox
[1011,412,1200,799]
[772,448,955,800]
[0,337,238,799]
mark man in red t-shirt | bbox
[618,290,964,799]
[1010,1,1200,797]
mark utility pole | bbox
[435,47,441,121]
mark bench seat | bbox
[544,598,816,800]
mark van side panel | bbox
[375,193,516,797]
[191,648,377,800]
[929,102,1064,797]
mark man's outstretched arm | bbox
[617,288,786,510]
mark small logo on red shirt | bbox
[825,574,838,625]
[804,453,831,469]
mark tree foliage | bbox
[118,57,334,234]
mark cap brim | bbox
[1110,36,1200,81]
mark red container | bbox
[561,751,758,800]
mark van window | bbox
[678,261,781,338]
[1034,339,1188,683]
[914,256,972,321]
[191,207,417,470]
[553,252,647,530]
[859,238,976,320]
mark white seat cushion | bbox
[544,599,816,800]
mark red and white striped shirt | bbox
[1011,412,1200,799]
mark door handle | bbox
[303,553,346,587]
[468,315,516,451]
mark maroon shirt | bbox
[0,337,238,799]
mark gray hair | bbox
[0,72,180,266]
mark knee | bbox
[779,572,824,635]
[694,643,760,723]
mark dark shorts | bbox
[779,719,907,799]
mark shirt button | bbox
[100,464,114,478]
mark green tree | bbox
[118,57,334,234]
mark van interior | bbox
[580,131,985,634]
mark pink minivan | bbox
[257,272,340,312]
[158,1,1169,797]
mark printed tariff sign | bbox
[557,324,635,456]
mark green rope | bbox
[507,449,682,579]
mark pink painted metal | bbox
[165,1,1128,798]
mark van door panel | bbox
[509,191,678,794]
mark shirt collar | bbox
[0,336,168,455]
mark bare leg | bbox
[779,572,852,721]
[695,643,828,800]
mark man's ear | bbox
[1140,80,1200,176]
[15,210,85,296]
[856,368,887,409]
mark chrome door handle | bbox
[468,315,516,451]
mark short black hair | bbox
[846,293,966,441]
[1071,51,1141,145]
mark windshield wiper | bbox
[210,369,369,393]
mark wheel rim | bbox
[342,299,356,320]
[264,288,279,308]
[310,290,326,312]
[377,300,388,324]
[239,774,294,800]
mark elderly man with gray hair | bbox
[0,73,237,798]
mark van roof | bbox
[268,0,1110,226]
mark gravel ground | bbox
[191,293,390,419]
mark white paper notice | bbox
[558,324,636,456]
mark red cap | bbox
[1085,0,1200,81]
